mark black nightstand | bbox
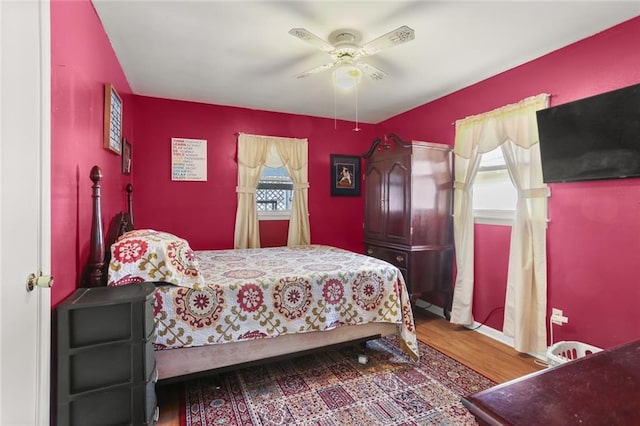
[55,282,158,425]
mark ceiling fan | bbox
[288,25,415,84]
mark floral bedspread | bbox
[153,245,419,360]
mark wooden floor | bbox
[155,308,545,425]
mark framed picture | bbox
[103,83,123,154]
[121,138,132,175]
[330,154,361,196]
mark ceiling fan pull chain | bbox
[354,83,360,132]
[334,82,337,130]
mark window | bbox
[473,147,517,225]
[257,165,293,220]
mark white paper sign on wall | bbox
[171,138,207,181]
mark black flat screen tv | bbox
[536,83,640,183]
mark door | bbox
[364,160,385,241]
[385,155,412,244]
[0,1,51,424]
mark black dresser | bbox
[55,282,158,425]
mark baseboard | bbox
[415,299,546,361]
[415,299,446,317]
[415,299,444,316]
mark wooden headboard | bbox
[83,165,134,287]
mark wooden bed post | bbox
[86,166,104,287]
[81,167,134,288]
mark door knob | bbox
[26,272,54,292]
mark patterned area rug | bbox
[182,336,495,425]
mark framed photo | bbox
[121,138,132,175]
[103,83,123,154]
[330,154,361,196]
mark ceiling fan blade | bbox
[356,62,387,81]
[294,62,335,79]
[361,25,415,56]
[289,28,334,52]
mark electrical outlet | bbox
[551,308,568,325]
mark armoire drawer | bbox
[365,245,410,270]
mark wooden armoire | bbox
[363,133,454,318]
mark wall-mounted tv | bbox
[536,83,640,183]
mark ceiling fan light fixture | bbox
[333,63,361,90]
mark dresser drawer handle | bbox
[366,248,373,255]
[396,255,405,263]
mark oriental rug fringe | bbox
[182,335,494,425]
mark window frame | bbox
[256,166,293,221]
[258,210,291,221]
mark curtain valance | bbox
[454,94,549,158]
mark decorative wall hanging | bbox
[121,138,131,175]
[171,138,207,181]
[103,83,123,154]
[330,154,361,196]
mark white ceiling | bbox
[92,1,639,124]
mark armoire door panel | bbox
[385,159,411,244]
[364,163,385,240]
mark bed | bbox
[84,165,419,384]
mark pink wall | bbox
[51,0,133,306]
[473,225,511,331]
[130,96,376,253]
[383,17,640,349]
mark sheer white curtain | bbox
[450,94,550,354]
[234,133,310,249]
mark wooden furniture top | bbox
[461,339,640,426]
[362,133,450,159]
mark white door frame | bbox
[36,0,53,422]
[0,0,52,423]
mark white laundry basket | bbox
[546,341,603,366]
